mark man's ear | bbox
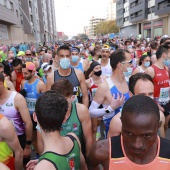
[158,121,162,129]
[33,112,37,122]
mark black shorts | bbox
[18,133,30,165]
[30,114,37,131]
[161,101,170,117]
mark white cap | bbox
[41,62,51,71]
[162,35,169,38]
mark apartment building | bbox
[116,0,170,38]
[0,0,57,45]
[88,17,105,38]
[106,0,116,21]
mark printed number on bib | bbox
[26,98,36,112]
[159,87,170,105]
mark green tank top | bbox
[38,135,80,170]
[60,102,83,145]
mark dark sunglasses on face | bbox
[26,54,31,56]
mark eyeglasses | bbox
[26,54,31,56]
[121,59,133,64]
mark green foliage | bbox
[95,20,119,35]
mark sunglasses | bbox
[121,59,133,64]
[26,54,31,56]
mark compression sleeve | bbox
[89,100,110,118]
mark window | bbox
[10,1,13,11]
[16,10,18,17]
[158,0,170,9]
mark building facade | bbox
[0,0,57,45]
[116,0,170,38]
[106,0,116,21]
[88,17,105,38]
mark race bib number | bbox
[26,98,36,112]
[159,87,170,105]
[92,88,97,98]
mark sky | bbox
[54,0,109,37]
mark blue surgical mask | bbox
[144,61,150,67]
[40,56,43,60]
[123,67,133,77]
[26,58,32,61]
[164,58,170,67]
[71,55,79,63]
[59,58,70,70]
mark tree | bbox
[75,34,88,41]
[95,20,119,35]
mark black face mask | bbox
[94,70,102,77]
[49,59,53,65]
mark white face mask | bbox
[141,47,145,51]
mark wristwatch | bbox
[105,105,114,114]
[26,140,32,145]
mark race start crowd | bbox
[0,35,170,170]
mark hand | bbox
[23,146,31,158]
[157,104,165,112]
[26,159,38,170]
[110,93,125,110]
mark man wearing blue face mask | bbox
[70,47,89,73]
[146,44,170,132]
[46,45,89,108]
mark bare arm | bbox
[76,70,89,107]
[87,139,109,170]
[11,71,17,88]
[77,103,93,157]
[15,94,33,158]
[0,116,23,170]
[145,67,155,78]
[0,163,10,170]
[46,72,54,91]
[107,112,122,138]
[38,81,46,93]
[159,111,165,138]
[151,54,157,65]
[132,67,140,75]
[5,79,16,91]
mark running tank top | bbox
[54,68,82,103]
[151,65,170,105]
[138,66,145,73]
[60,102,84,153]
[99,59,112,77]
[70,62,84,73]
[38,134,80,170]
[24,79,41,114]
[89,77,103,100]
[0,92,25,135]
[0,114,13,166]
[109,135,170,170]
[104,77,130,119]
[15,71,24,92]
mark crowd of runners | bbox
[0,35,170,170]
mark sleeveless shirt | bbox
[0,91,25,135]
[109,135,170,170]
[38,134,80,170]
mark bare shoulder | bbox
[145,66,155,77]
[15,92,25,101]
[98,80,109,91]
[0,116,11,133]
[34,160,56,170]
[88,139,109,162]
[0,162,10,170]
[76,103,90,120]
[67,132,81,147]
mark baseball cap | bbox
[41,62,51,71]
[26,62,36,71]
[17,51,25,57]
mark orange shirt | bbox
[109,135,170,170]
